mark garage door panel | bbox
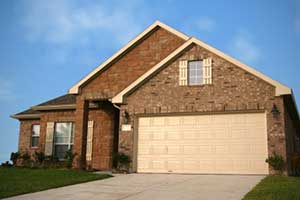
[137,113,268,174]
[168,146,182,154]
[139,118,151,127]
[166,131,181,140]
[199,160,215,171]
[167,160,182,171]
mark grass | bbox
[0,167,112,198]
[242,176,300,200]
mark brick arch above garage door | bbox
[136,112,268,174]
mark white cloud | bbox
[0,78,15,102]
[196,17,216,32]
[229,32,261,64]
[19,0,143,45]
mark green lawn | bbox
[243,176,300,200]
[0,167,112,198]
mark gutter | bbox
[10,114,41,120]
[32,104,76,111]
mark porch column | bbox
[73,97,89,169]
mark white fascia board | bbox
[112,39,194,103]
[191,37,291,96]
[112,37,291,104]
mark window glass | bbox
[54,122,74,160]
[31,124,40,147]
[32,125,40,136]
[188,61,203,85]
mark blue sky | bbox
[0,0,299,163]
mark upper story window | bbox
[31,124,40,148]
[188,60,203,85]
[179,58,212,86]
[54,122,74,160]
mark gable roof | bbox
[32,94,76,110]
[68,21,189,94]
[112,37,292,103]
[11,94,76,119]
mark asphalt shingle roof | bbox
[13,94,76,118]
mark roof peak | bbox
[68,20,189,94]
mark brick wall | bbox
[18,108,115,171]
[86,105,115,170]
[80,27,185,99]
[18,119,40,154]
[39,110,76,151]
[118,43,289,174]
[284,105,299,174]
[74,27,185,169]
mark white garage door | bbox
[137,113,268,174]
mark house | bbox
[12,21,300,175]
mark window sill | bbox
[30,147,39,150]
[180,84,213,87]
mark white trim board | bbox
[112,37,291,103]
[68,21,189,94]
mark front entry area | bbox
[137,112,269,174]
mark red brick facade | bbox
[118,44,299,174]
[80,27,185,99]
[73,27,185,169]
[18,119,40,154]
[16,24,299,174]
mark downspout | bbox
[113,103,121,110]
[109,98,121,110]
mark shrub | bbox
[21,152,31,161]
[266,152,285,172]
[21,152,32,167]
[64,149,76,169]
[10,152,20,166]
[34,152,45,165]
[1,161,13,167]
[113,153,131,172]
[42,156,63,168]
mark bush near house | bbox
[265,152,285,174]
[7,150,77,169]
[113,152,131,172]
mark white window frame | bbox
[54,122,74,160]
[31,124,40,148]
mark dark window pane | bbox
[31,137,39,147]
[54,145,69,160]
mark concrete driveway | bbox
[5,174,264,200]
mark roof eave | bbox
[32,104,76,111]
[112,37,293,104]
[10,114,40,120]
